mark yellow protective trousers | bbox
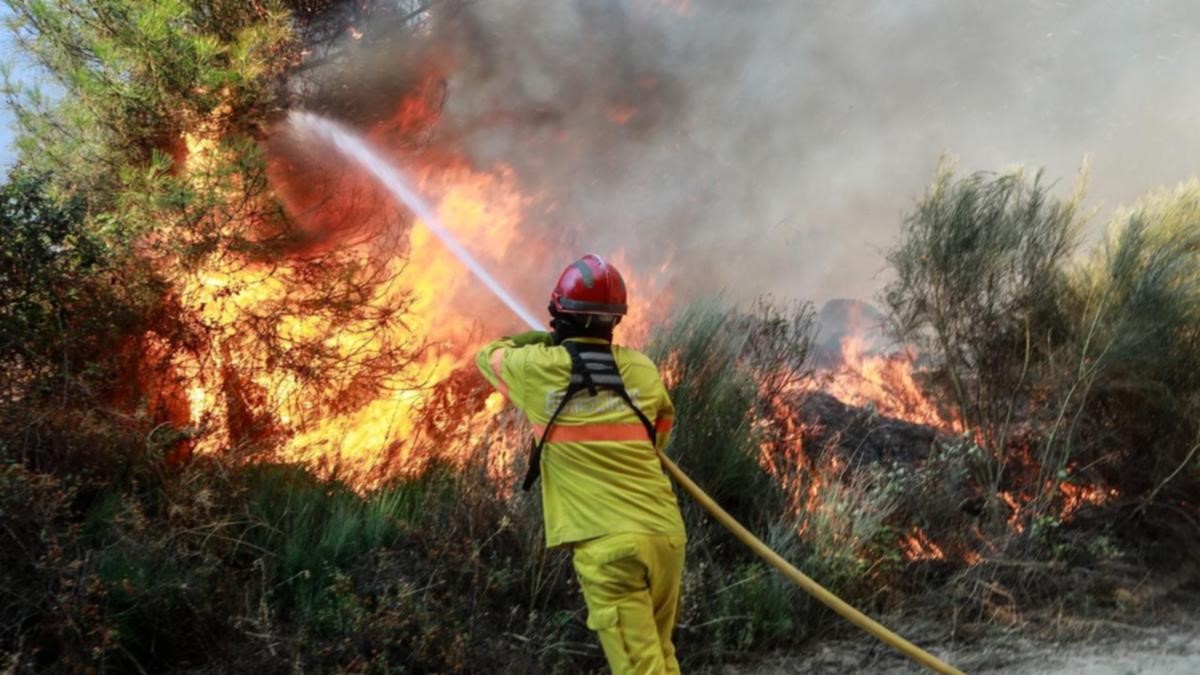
[572,532,686,675]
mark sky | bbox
[0,6,17,170]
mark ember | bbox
[901,527,947,562]
[1059,482,1118,521]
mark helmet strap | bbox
[549,306,617,344]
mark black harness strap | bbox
[522,341,657,492]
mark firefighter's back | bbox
[509,339,685,547]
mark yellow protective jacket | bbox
[476,334,686,548]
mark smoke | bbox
[293,0,1200,313]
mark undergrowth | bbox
[5,286,1197,672]
[4,171,1200,671]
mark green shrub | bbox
[645,299,811,529]
[883,163,1084,511]
[1059,181,1200,504]
[795,462,904,600]
[0,170,156,407]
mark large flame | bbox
[758,328,1117,564]
[141,46,1116,566]
[819,335,959,431]
[139,78,673,486]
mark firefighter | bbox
[476,254,687,675]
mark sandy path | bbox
[974,627,1200,675]
[719,623,1200,674]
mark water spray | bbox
[288,111,545,331]
[292,111,962,675]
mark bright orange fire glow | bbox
[819,336,959,431]
[1059,482,1118,521]
[145,78,673,486]
[613,251,672,348]
[998,491,1025,534]
[901,527,946,561]
[659,349,684,391]
[143,83,543,484]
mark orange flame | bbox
[1059,481,1118,521]
[901,527,947,561]
[820,336,958,431]
[142,79,671,486]
[998,491,1025,534]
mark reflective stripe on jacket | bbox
[476,336,685,548]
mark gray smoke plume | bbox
[294,0,1200,321]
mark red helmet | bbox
[549,254,628,318]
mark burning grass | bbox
[3,2,1200,671]
[3,286,1197,671]
[6,144,1197,669]
[0,299,925,671]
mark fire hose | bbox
[656,449,964,674]
[297,112,964,675]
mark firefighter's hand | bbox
[507,330,553,347]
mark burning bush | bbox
[884,163,1084,508]
[2,0,299,418]
[4,1,1200,672]
[884,164,1200,531]
[880,165,1200,626]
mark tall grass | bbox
[644,300,788,527]
[230,462,450,616]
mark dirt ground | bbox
[718,622,1200,674]
[974,628,1200,674]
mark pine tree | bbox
[1,1,422,460]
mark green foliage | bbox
[1060,181,1200,500]
[700,560,800,652]
[1,171,159,401]
[794,464,903,598]
[645,299,812,528]
[884,163,1084,504]
[0,171,85,360]
[3,0,296,203]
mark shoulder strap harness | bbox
[522,341,656,492]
